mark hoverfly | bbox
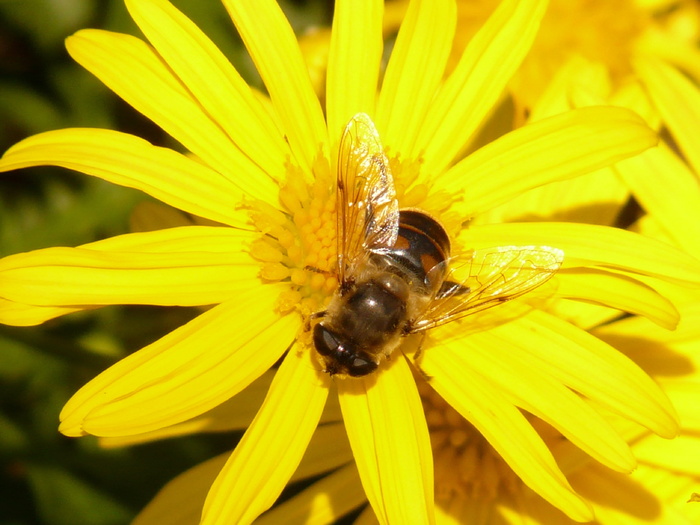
[312,113,564,377]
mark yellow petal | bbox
[433,323,636,474]
[596,294,700,345]
[59,289,296,436]
[572,465,657,524]
[477,166,629,227]
[376,0,455,158]
[636,57,700,176]
[133,453,228,525]
[0,129,250,227]
[122,0,288,182]
[633,434,700,476]
[326,0,383,143]
[66,29,283,196]
[511,311,679,438]
[458,222,700,285]
[222,0,327,172]
[421,343,594,522]
[256,463,364,525]
[440,106,657,217]
[98,371,275,448]
[0,227,258,307]
[290,422,353,483]
[616,144,700,259]
[0,298,95,326]
[133,422,350,525]
[416,0,548,174]
[338,356,434,525]
[201,347,329,524]
[556,268,680,329]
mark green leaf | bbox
[27,463,132,525]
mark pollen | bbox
[244,154,337,318]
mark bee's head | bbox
[313,323,378,377]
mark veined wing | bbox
[336,113,399,286]
[409,245,564,332]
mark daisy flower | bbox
[1,0,699,523]
[384,0,700,118]
[126,54,700,524]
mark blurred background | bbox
[0,1,331,523]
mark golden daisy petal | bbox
[201,347,329,525]
[459,222,700,286]
[439,106,657,217]
[288,422,353,483]
[556,268,680,329]
[59,290,295,437]
[255,463,365,525]
[633,434,700,477]
[617,144,700,258]
[0,298,95,326]
[133,422,349,525]
[79,224,251,252]
[66,29,282,196]
[594,304,700,355]
[665,382,700,432]
[122,0,287,182]
[571,462,695,525]
[549,297,624,334]
[478,166,629,228]
[0,227,258,307]
[338,356,434,525]
[133,453,228,525]
[421,345,594,522]
[0,129,249,227]
[98,382,345,453]
[415,0,548,174]
[636,57,700,176]
[326,0,383,143]
[433,325,637,474]
[97,371,275,449]
[512,311,679,438]
[376,0,456,157]
[221,0,327,172]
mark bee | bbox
[312,113,564,377]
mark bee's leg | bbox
[413,332,428,362]
[410,334,433,381]
[304,265,333,276]
[415,363,433,382]
[305,310,327,331]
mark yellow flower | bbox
[1,0,699,523]
[385,0,700,117]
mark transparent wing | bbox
[336,113,400,285]
[409,245,564,332]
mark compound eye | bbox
[313,323,341,357]
[347,356,378,377]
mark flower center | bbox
[243,148,463,329]
[419,380,521,504]
[244,155,339,319]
